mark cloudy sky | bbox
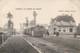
[0,0,80,30]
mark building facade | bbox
[48,14,76,35]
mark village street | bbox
[0,34,80,53]
[0,34,40,53]
[23,35,80,53]
[0,0,80,53]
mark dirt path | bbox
[23,35,80,53]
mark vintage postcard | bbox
[0,0,80,53]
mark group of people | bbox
[44,30,60,37]
[55,32,78,38]
[44,30,77,38]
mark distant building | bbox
[48,14,76,35]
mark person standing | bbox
[56,32,59,37]
[74,33,77,38]
[47,30,49,36]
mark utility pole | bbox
[25,17,29,34]
[26,17,29,28]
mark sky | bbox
[0,0,80,30]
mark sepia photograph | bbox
[0,0,80,53]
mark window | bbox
[63,30,66,32]
[59,30,61,32]
[69,28,73,32]
[53,28,56,31]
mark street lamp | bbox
[26,17,29,34]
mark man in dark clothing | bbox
[46,30,49,36]
[74,33,77,38]
[56,32,59,37]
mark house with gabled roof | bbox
[48,14,76,35]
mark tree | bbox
[7,12,13,20]
[33,11,37,26]
[7,12,13,29]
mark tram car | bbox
[24,25,46,37]
[23,29,29,35]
